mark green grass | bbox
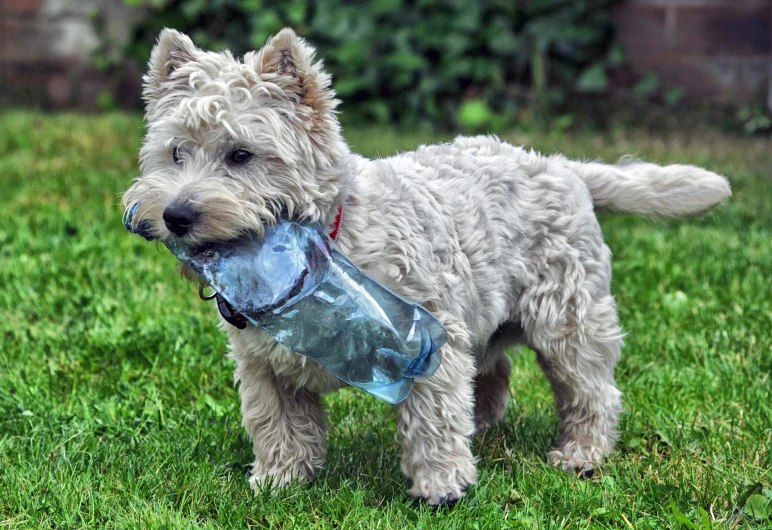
[0,111,770,529]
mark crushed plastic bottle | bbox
[124,207,445,404]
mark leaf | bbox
[669,504,699,530]
[737,482,763,510]
[602,475,617,492]
[457,99,494,129]
[743,113,772,135]
[384,51,426,71]
[653,484,677,499]
[591,506,620,519]
[287,2,306,25]
[699,508,712,530]
[366,100,390,124]
[608,43,627,67]
[745,494,770,520]
[488,26,519,54]
[370,0,402,15]
[663,291,688,314]
[395,503,419,522]
[202,394,225,417]
[634,72,659,99]
[239,0,260,10]
[737,106,752,121]
[665,87,685,106]
[333,78,370,97]
[552,113,574,133]
[576,63,608,92]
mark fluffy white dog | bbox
[122,28,731,504]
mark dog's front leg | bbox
[234,355,327,490]
[396,317,478,505]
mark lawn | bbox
[0,112,770,529]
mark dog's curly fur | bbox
[122,28,731,505]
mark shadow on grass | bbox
[301,395,560,507]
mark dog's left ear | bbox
[143,29,200,113]
[251,28,338,119]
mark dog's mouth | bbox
[124,199,324,332]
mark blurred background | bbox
[0,0,770,133]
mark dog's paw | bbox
[548,443,605,478]
[247,465,310,493]
[408,461,478,506]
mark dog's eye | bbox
[230,149,253,165]
[172,146,182,165]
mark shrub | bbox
[127,0,620,128]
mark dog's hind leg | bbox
[516,208,624,476]
[526,293,624,476]
[473,324,520,434]
[234,354,327,490]
[396,314,478,505]
[473,352,512,434]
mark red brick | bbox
[613,5,670,58]
[673,6,771,55]
[2,0,41,15]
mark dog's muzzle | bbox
[124,203,247,328]
[123,204,154,241]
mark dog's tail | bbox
[562,158,731,218]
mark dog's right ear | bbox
[143,29,199,111]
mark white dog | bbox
[122,28,731,505]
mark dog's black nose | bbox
[163,202,198,236]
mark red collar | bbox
[328,204,344,241]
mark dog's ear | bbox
[143,29,199,111]
[252,28,338,119]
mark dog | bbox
[122,28,731,505]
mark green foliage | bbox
[457,99,495,129]
[633,71,659,100]
[127,0,620,128]
[2,112,771,527]
[664,87,685,107]
[736,105,772,136]
[575,63,608,93]
[745,494,770,521]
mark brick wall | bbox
[613,0,772,109]
[0,0,142,109]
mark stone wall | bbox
[0,0,142,109]
[1,0,770,110]
[613,0,771,109]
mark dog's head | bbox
[122,28,350,245]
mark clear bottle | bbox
[157,221,445,403]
